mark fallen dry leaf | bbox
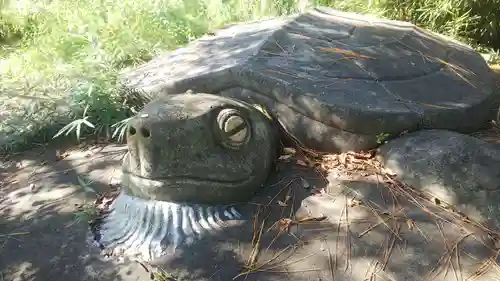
[347,198,362,207]
[283,147,297,155]
[311,188,326,195]
[277,200,288,207]
[298,215,327,223]
[381,167,396,176]
[279,218,293,232]
[406,219,415,230]
[278,154,294,161]
[296,159,310,167]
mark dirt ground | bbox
[2,138,500,281]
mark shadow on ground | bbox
[0,143,148,281]
[151,161,500,281]
[2,143,500,281]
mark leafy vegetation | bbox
[381,0,500,51]
[0,0,499,153]
[0,0,310,153]
[333,0,500,58]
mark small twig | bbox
[365,242,386,281]
[208,269,221,280]
[435,221,455,280]
[236,237,321,279]
[247,216,266,268]
[324,238,335,281]
[335,204,346,276]
[428,233,472,280]
[464,249,500,281]
[358,220,384,238]
[344,195,352,273]
[250,245,295,272]
[382,223,400,271]
[263,253,317,271]
[0,232,29,237]
[247,268,322,274]
[363,200,403,241]
[265,181,294,208]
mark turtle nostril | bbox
[140,127,151,138]
[129,124,150,138]
[129,126,136,135]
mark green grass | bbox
[0,0,310,153]
[0,0,499,153]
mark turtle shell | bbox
[121,7,495,153]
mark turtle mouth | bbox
[122,170,250,185]
[121,169,263,205]
[121,171,253,201]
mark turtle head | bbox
[121,92,277,205]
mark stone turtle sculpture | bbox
[92,7,497,264]
[94,93,277,260]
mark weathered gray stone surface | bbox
[121,92,277,204]
[121,7,495,152]
[377,129,500,231]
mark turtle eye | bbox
[215,108,251,150]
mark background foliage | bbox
[340,0,500,51]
